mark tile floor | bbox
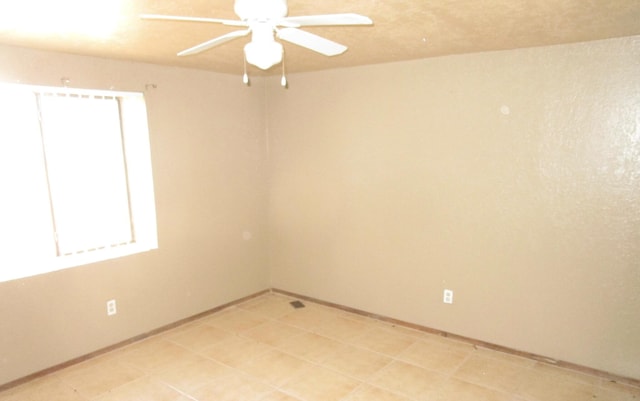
[1,292,638,401]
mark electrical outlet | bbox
[106,299,117,316]
[443,289,453,304]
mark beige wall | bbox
[266,36,640,379]
[0,45,269,385]
[1,34,639,386]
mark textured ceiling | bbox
[0,0,639,76]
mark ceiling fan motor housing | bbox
[234,0,288,21]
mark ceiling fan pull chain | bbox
[243,54,250,86]
[281,52,288,88]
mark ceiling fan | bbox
[141,0,372,80]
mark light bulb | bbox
[243,72,250,85]
[281,75,287,87]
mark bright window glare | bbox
[0,0,123,38]
[0,83,157,283]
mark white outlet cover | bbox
[107,299,117,316]
[443,289,453,304]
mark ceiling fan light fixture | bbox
[244,40,283,70]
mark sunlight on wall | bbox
[0,0,123,38]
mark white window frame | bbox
[0,83,157,282]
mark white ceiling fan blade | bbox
[140,14,247,27]
[178,29,250,56]
[279,13,372,27]
[277,28,347,56]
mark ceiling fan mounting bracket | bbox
[234,0,288,21]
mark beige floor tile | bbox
[515,363,601,401]
[151,355,234,393]
[473,347,537,367]
[313,315,372,341]
[241,320,307,347]
[201,334,274,368]
[240,295,300,319]
[92,377,192,401]
[529,362,602,386]
[350,325,417,357]
[398,339,471,374]
[277,304,339,330]
[420,333,477,353]
[55,355,144,398]
[0,376,87,401]
[376,322,434,340]
[3,295,630,401]
[276,332,344,363]
[328,306,376,322]
[372,360,446,401]
[238,349,313,387]
[164,323,232,351]
[258,390,304,400]
[596,380,640,401]
[189,372,274,401]
[113,338,195,373]
[281,364,361,401]
[343,384,413,401]
[201,307,268,333]
[453,352,530,392]
[320,344,393,381]
[434,378,513,401]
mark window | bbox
[0,83,157,282]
